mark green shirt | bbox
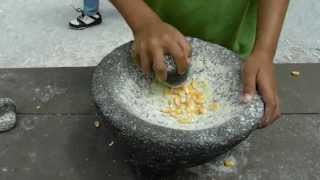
[145,0,257,58]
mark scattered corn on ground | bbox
[291,70,300,77]
[161,80,220,124]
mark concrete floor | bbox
[0,0,320,68]
[0,67,320,180]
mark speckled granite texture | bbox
[92,38,263,171]
[0,98,16,132]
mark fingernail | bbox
[187,58,191,65]
[240,94,253,103]
[260,119,269,128]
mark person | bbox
[72,0,289,128]
[69,0,102,29]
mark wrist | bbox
[131,16,162,34]
[251,49,275,63]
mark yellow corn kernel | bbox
[198,93,204,98]
[168,98,174,106]
[187,86,194,93]
[190,93,198,100]
[193,89,201,95]
[178,90,185,97]
[178,118,192,124]
[224,159,236,168]
[175,108,182,115]
[180,96,187,104]
[174,96,181,106]
[194,97,204,104]
[186,99,193,106]
[169,89,177,95]
[291,70,300,77]
[169,112,180,119]
[179,103,186,109]
[210,102,220,112]
[191,80,198,88]
[185,89,190,95]
[187,112,196,118]
[161,108,171,113]
[187,105,194,114]
[188,100,196,107]
[163,88,171,96]
[203,80,209,87]
[198,107,207,114]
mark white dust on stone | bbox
[115,55,250,130]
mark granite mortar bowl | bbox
[92,38,263,172]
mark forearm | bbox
[110,0,161,33]
[253,0,289,59]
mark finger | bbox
[241,65,257,103]
[262,94,280,128]
[165,42,188,75]
[258,78,277,128]
[272,81,282,121]
[132,42,141,66]
[259,95,276,128]
[269,76,281,123]
[140,51,151,75]
[152,48,167,81]
[178,37,192,64]
[272,95,281,120]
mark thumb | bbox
[241,66,257,103]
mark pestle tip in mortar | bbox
[159,55,190,88]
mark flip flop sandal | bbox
[69,9,102,30]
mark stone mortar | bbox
[92,38,263,172]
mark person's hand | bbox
[133,19,191,81]
[241,51,281,128]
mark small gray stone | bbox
[0,98,17,132]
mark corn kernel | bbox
[161,108,171,113]
[224,159,236,168]
[178,90,185,97]
[291,70,300,77]
[187,86,194,93]
[198,107,207,114]
[175,108,182,114]
[203,80,209,87]
[178,118,192,124]
[181,96,187,103]
[164,88,171,96]
[174,96,181,106]
[160,79,214,124]
[194,98,204,104]
[210,102,220,112]
[169,112,180,119]
[191,80,198,88]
